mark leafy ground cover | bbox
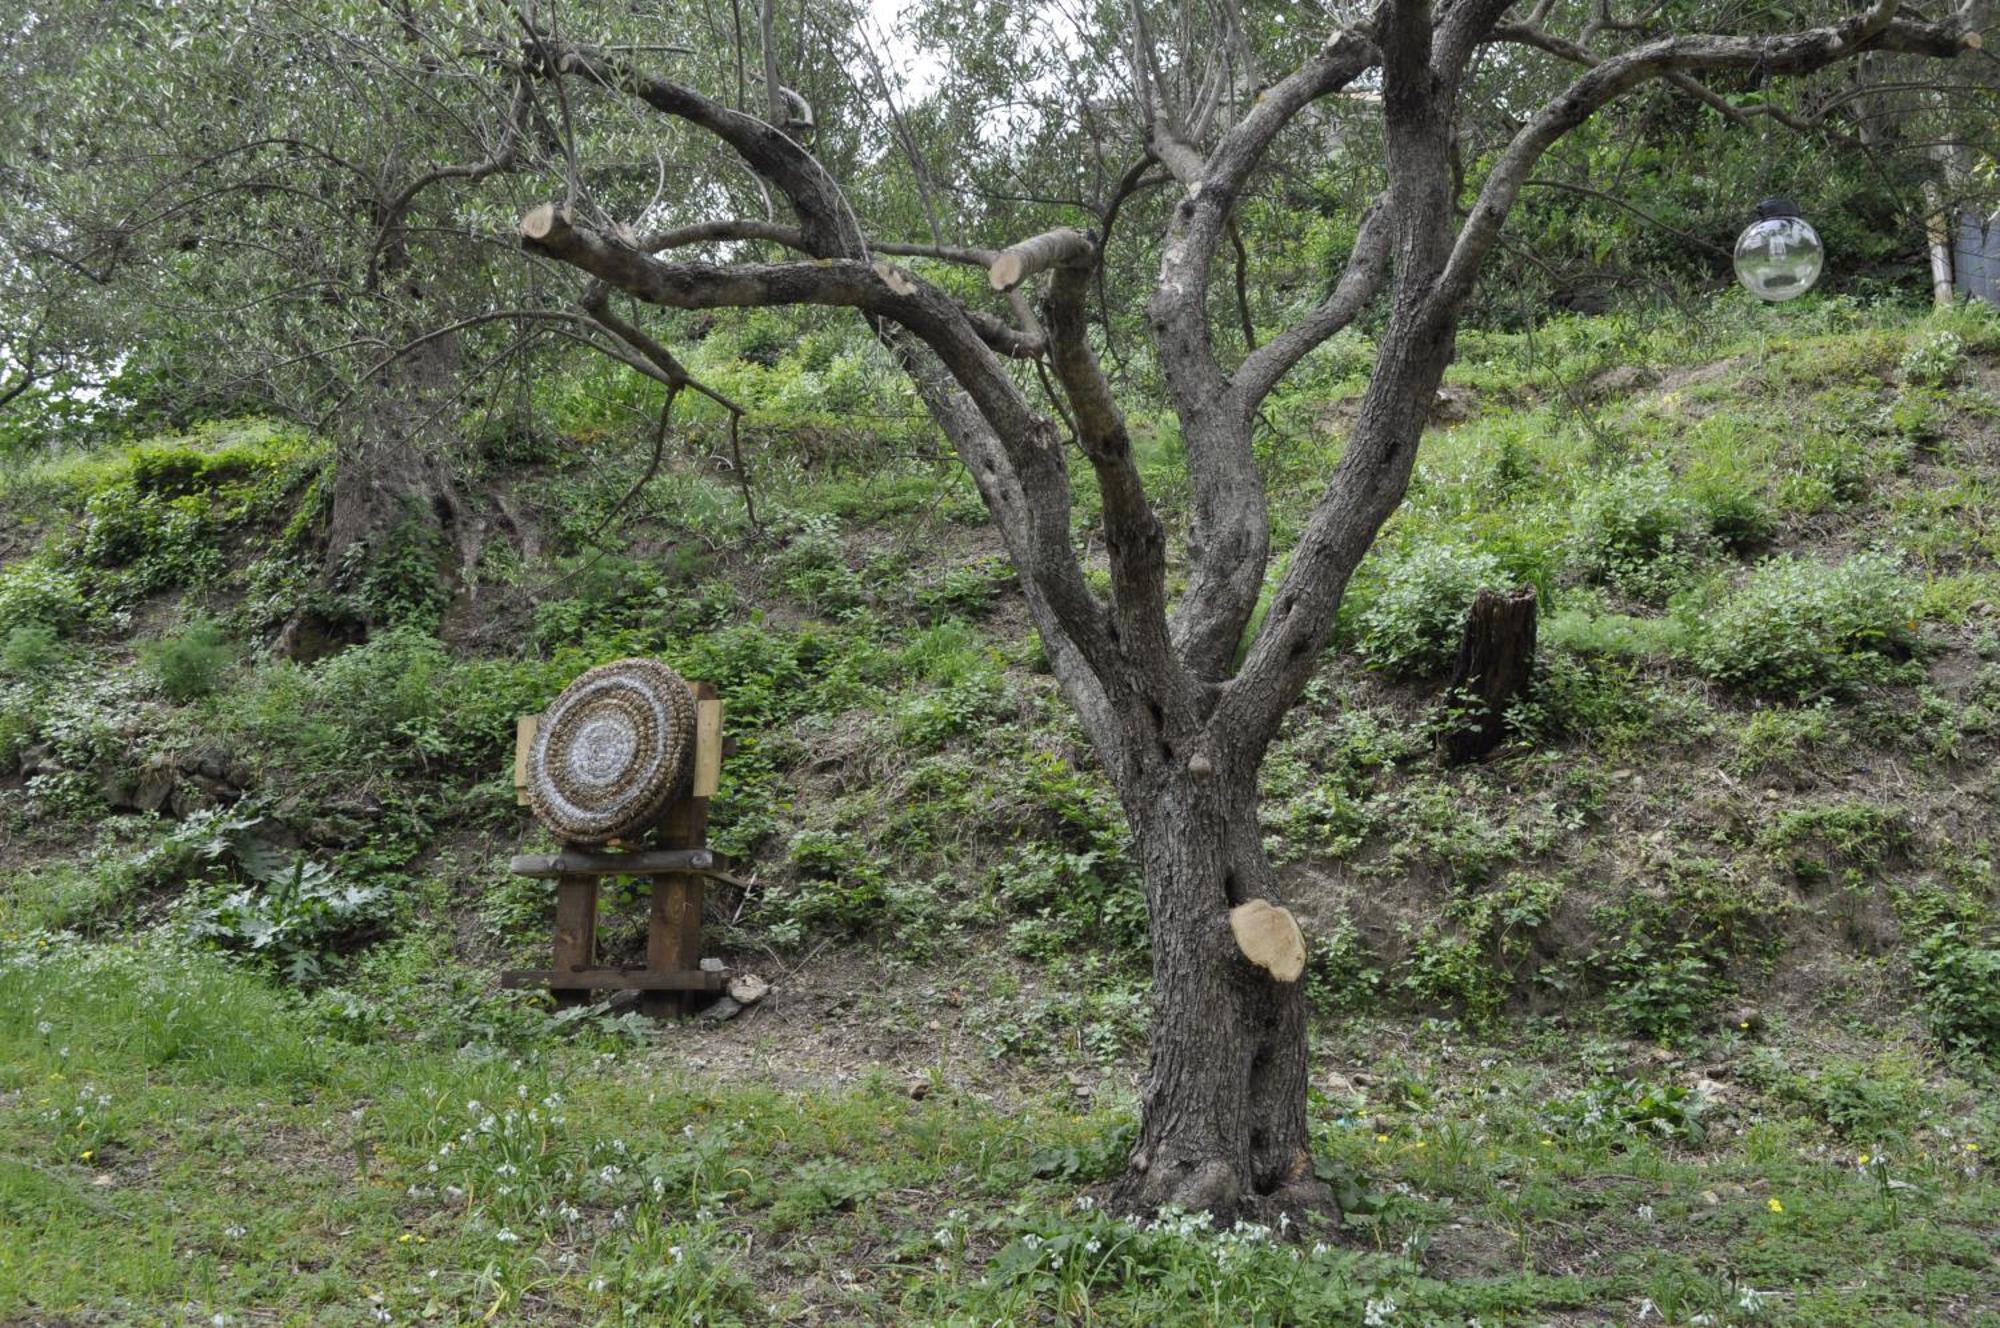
[1,294,1998,1323]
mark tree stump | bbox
[1437,586,1537,765]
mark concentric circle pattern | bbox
[526,658,696,844]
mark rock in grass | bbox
[700,996,743,1022]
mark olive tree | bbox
[1,1,568,627]
[510,0,1983,1222]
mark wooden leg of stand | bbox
[641,875,704,1018]
[641,789,713,1018]
[552,874,598,1009]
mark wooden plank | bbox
[644,876,707,1016]
[646,785,715,1018]
[499,967,726,992]
[513,714,539,806]
[693,698,724,797]
[550,876,598,1008]
[510,848,716,879]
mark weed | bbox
[140,618,234,702]
[1356,541,1505,677]
[0,624,65,679]
[1569,462,1710,601]
[1694,553,1918,698]
[1899,328,1968,387]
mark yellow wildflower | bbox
[1767,1198,1784,1214]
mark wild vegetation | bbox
[0,289,1995,1323]
[4,0,2000,1321]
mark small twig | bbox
[587,384,681,542]
[724,410,761,532]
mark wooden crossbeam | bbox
[509,847,718,878]
[500,966,727,991]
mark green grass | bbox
[3,299,2000,1322]
[1,940,1994,1325]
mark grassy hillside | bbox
[2,294,1998,1325]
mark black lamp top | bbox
[1754,197,1804,221]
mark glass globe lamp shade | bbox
[1734,200,1823,302]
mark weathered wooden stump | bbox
[1437,586,1537,765]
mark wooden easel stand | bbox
[501,682,727,1018]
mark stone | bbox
[699,997,743,1022]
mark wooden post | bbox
[550,874,599,1009]
[642,681,718,1018]
[1438,586,1538,765]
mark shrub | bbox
[141,619,234,702]
[1693,553,1917,698]
[1304,920,1382,1015]
[1356,542,1503,677]
[1691,484,1776,553]
[778,830,888,937]
[771,521,865,615]
[349,512,448,629]
[79,485,222,590]
[1568,464,1709,600]
[1910,920,2000,1059]
[735,310,791,367]
[0,624,65,680]
[0,559,90,635]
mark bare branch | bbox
[759,0,785,128]
[531,30,864,258]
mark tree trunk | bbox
[1924,180,1957,309]
[1113,768,1333,1227]
[318,331,464,624]
[1438,585,1537,764]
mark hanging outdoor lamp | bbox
[1734,198,1824,301]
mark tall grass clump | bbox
[0,939,327,1089]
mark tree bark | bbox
[1438,585,1538,764]
[319,329,463,622]
[1112,767,1333,1226]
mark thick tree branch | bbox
[989,228,1096,292]
[1148,26,1382,683]
[1043,257,1184,719]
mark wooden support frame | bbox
[503,680,728,1017]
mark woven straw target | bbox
[526,659,697,845]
